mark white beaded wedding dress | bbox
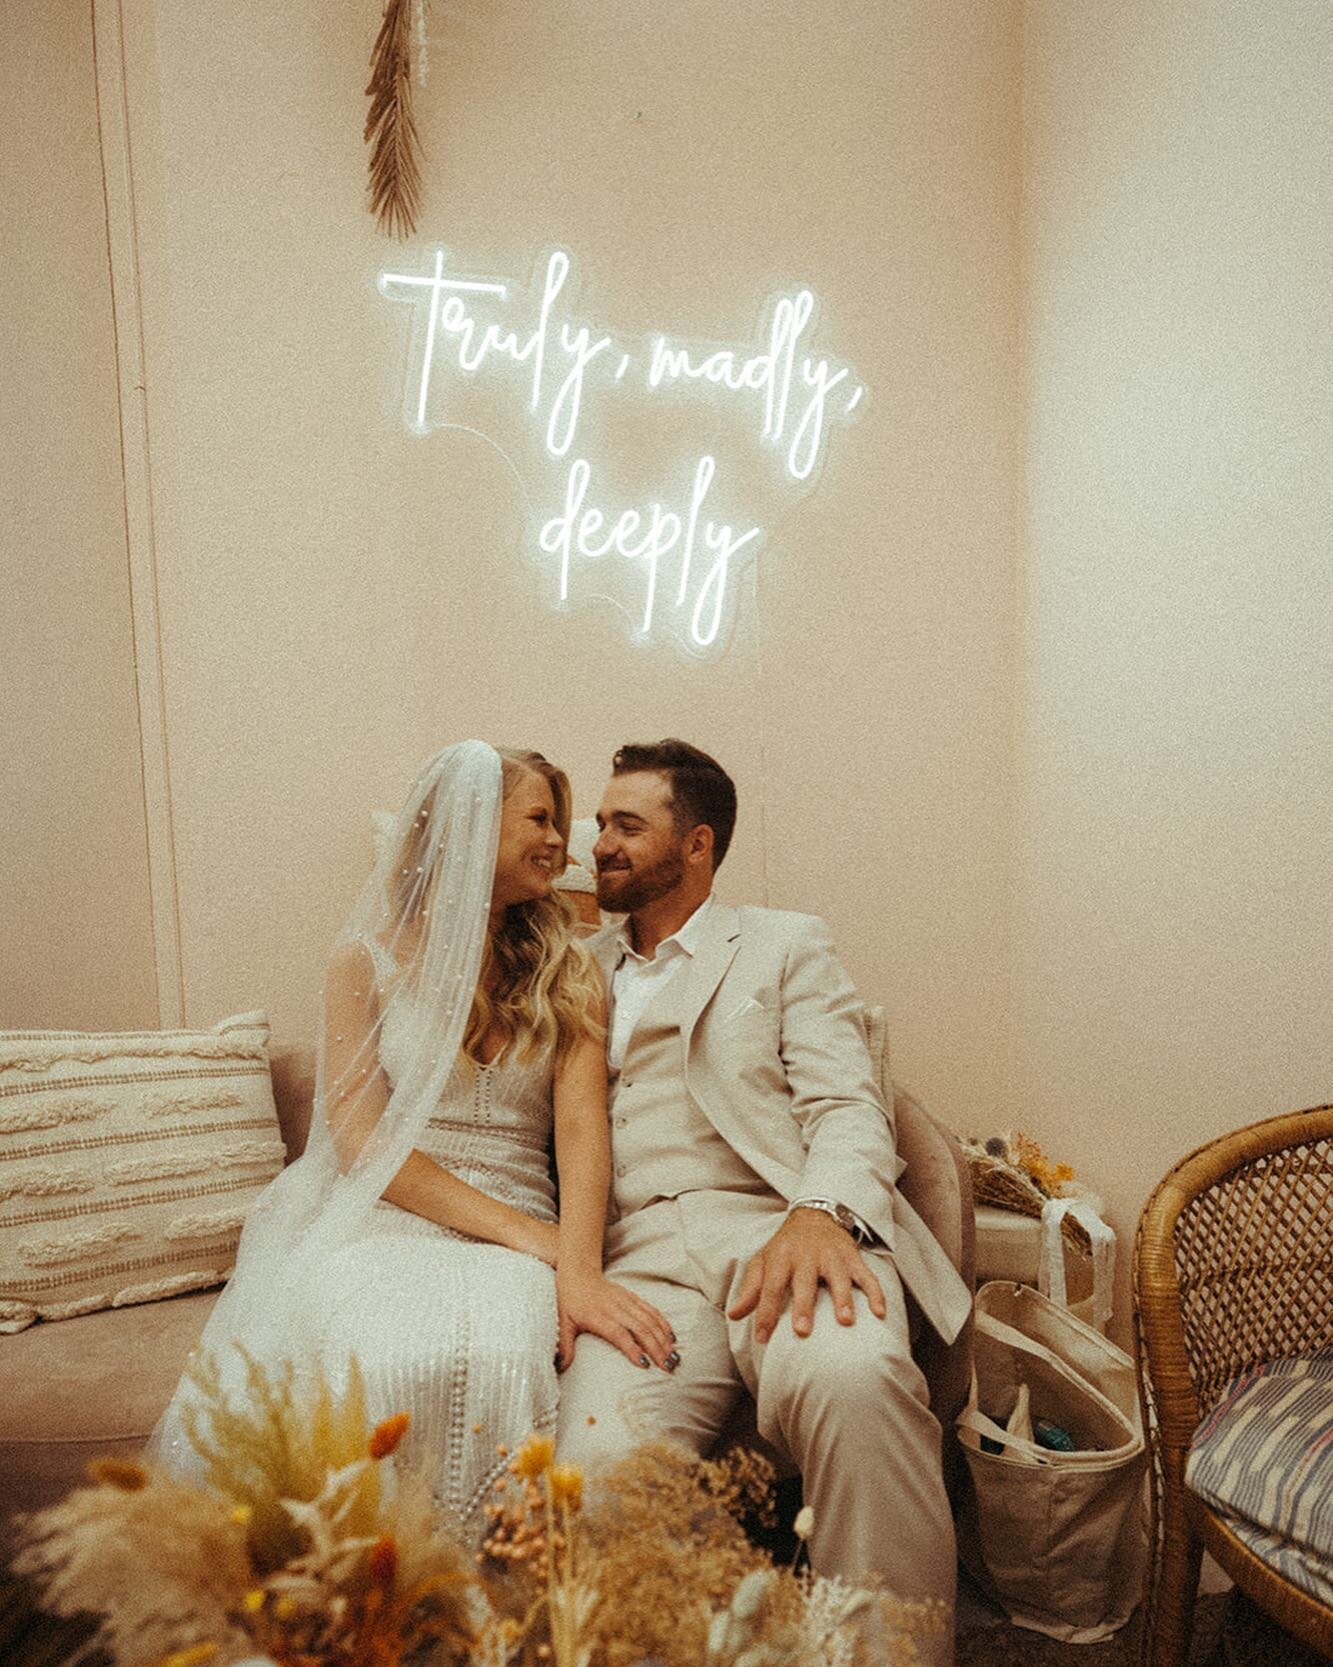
[152,743,562,1545]
[304,942,559,1538]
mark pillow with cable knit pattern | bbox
[0,1012,282,1333]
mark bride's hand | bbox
[554,1266,678,1374]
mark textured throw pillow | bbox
[1186,1351,1333,1608]
[0,1012,284,1333]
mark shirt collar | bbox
[615,893,714,966]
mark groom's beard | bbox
[595,847,687,913]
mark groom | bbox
[556,739,971,1654]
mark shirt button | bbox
[622,1079,633,1089]
[615,1163,626,1177]
[614,1116,626,1128]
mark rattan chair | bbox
[1134,1103,1333,1666]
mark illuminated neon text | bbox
[379,247,864,653]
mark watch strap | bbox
[789,1196,875,1246]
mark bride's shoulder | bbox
[325,935,383,994]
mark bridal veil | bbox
[152,739,504,1464]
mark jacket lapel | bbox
[586,905,741,1045]
[671,901,742,1040]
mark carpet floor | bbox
[955,1575,1228,1665]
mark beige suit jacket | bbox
[592,902,972,1344]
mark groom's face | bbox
[593,772,689,913]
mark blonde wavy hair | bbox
[387,748,602,1070]
[466,750,604,1068]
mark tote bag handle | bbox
[1039,1194,1116,1331]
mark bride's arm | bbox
[551,991,676,1371]
[322,941,560,1265]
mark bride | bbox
[153,740,675,1539]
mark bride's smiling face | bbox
[491,770,564,909]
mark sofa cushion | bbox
[1186,1351,1333,1609]
[0,1288,217,1523]
[0,1014,283,1333]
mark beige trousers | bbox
[556,1192,955,1665]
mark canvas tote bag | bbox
[955,1282,1149,1642]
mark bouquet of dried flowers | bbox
[960,1129,1095,1254]
[13,1352,476,1667]
[478,1432,940,1667]
[963,1130,1075,1201]
[13,1354,941,1667]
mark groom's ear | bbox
[684,822,715,869]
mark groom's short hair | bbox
[611,739,737,870]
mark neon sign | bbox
[379,248,864,654]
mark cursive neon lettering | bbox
[545,323,612,459]
[538,454,759,647]
[788,359,850,482]
[379,246,863,653]
[693,520,761,648]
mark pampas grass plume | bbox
[13,1469,252,1661]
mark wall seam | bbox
[1003,0,1034,1125]
[90,0,186,1026]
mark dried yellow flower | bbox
[241,1588,265,1613]
[1015,1131,1075,1196]
[549,1464,584,1511]
[511,1433,556,1481]
[158,1646,218,1667]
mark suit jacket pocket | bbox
[713,1009,785,1094]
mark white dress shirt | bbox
[607,894,714,1071]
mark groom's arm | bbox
[729,916,902,1343]
[777,917,900,1250]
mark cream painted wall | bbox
[10,2,1328,1363]
[0,0,158,1030]
[1017,1,1333,1341]
[106,0,1021,1126]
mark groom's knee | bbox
[554,1338,647,1467]
[753,1292,930,1453]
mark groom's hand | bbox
[728,1210,886,1345]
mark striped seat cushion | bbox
[0,1013,283,1333]
[1186,1352,1333,1607]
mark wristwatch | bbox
[789,1197,873,1245]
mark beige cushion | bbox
[0,1289,218,1526]
[0,1013,283,1333]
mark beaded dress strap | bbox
[360,935,398,990]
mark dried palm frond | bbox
[365,0,426,238]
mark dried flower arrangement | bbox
[13,1352,474,1667]
[14,1353,940,1667]
[960,1130,1094,1253]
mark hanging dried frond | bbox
[365,0,424,239]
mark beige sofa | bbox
[0,1041,973,1542]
